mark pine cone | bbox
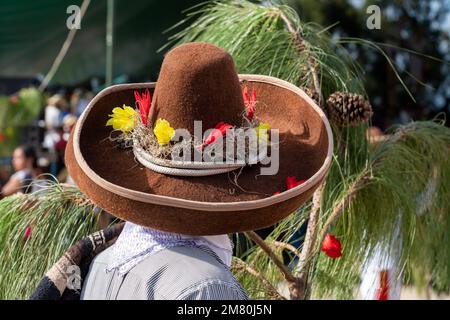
[327,92,373,127]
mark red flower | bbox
[243,85,256,121]
[376,270,390,300]
[199,122,233,150]
[0,133,5,142]
[24,225,32,242]
[286,176,305,190]
[9,96,19,105]
[321,234,342,259]
[134,89,151,126]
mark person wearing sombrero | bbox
[30,42,332,300]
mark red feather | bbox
[286,176,305,190]
[376,270,390,300]
[243,85,256,121]
[199,122,233,150]
[134,89,151,126]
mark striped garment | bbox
[106,221,234,275]
[81,244,248,300]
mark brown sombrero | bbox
[65,42,333,235]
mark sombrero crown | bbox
[151,42,244,133]
[65,42,333,235]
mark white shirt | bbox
[45,105,61,129]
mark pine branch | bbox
[298,184,324,269]
[294,182,325,299]
[251,240,301,262]
[245,231,308,300]
[232,257,286,300]
[278,9,324,108]
[318,172,370,244]
[271,241,301,258]
[309,61,324,108]
[278,9,328,298]
[245,231,296,283]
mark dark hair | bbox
[17,145,37,168]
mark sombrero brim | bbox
[65,75,333,235]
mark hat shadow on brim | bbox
[66,75,333,235]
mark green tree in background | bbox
[287,0,450,128]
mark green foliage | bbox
[14,88,44,125]
[0,97,20,156]
[0,183,98,299]
[0,87,44,156]
[312,120,450,299]
[163,0,366,97]
[0,88,43,130]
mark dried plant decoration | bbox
[106,86,273,170]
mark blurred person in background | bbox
[62,113,78,135]
[0,145,37,199]
[30,156,53,194]
[71,89,92,117]
[0,167,9,189]
[56,114,78,184]
[43,94,67,176]
[44,94,64,139]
